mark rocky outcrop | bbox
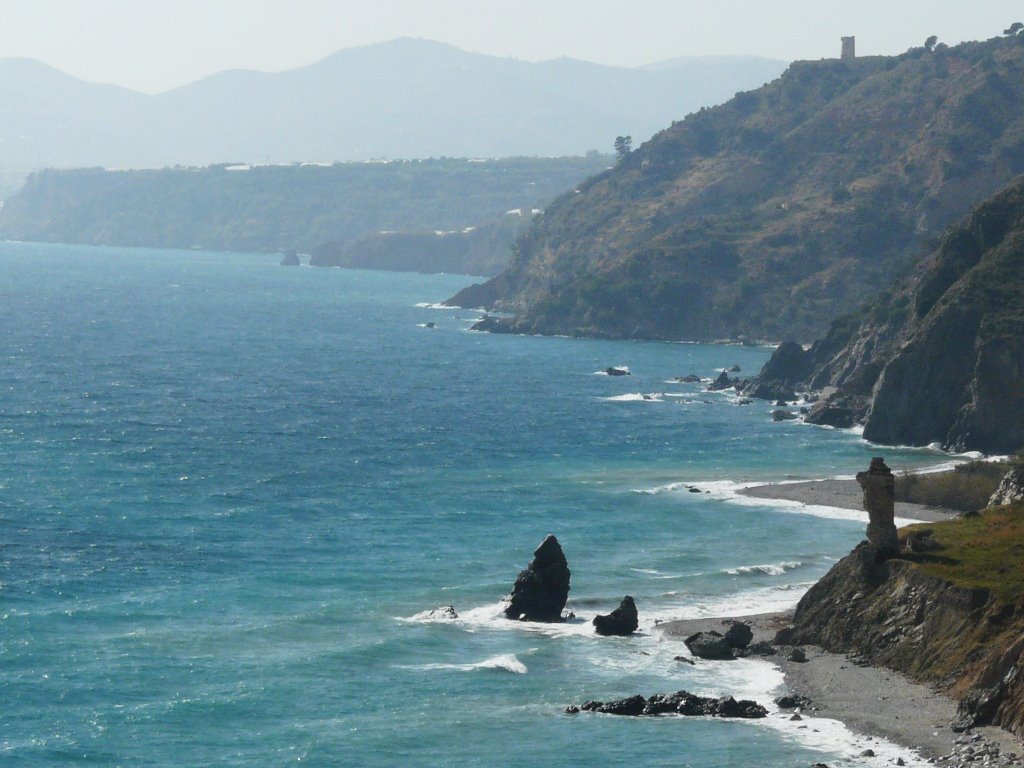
[593,596,639,636]
[504,535,571,622]
[858,457,899,555]
[684,631,734,660]
[741,341,810,401]
[780,534,1024,738]
[280,249,300,266]
[989,466,1024,507]
[568,691,767,719]
[707,371,734,391]
[604,366,631,377]
[724,620,754,650]
[749,174,1024,455]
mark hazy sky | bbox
[1,0,1021,93]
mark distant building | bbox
[841,36,856,59]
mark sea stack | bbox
[857,457,898,554]
[593,596,639,636]
[504,534,571,622]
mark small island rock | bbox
[504,534,571,622]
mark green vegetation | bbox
[895,461,1010,511]
[0,156,611,258]
[902,503,1024,600]
[451,34,1024,342]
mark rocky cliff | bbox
[746,172,1024,454]
[449,33,1024,343]
[782,504,1024,738]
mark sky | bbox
[0,0,1021,93]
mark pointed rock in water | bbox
[707,371,733,391]
[504,534,571,622]
[280,249,300,266]
[593,596,639,636]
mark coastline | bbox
[658,613,962,760]
[740,477,959,523]
[652,477,1022,763]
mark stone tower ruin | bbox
[841,36,856,59]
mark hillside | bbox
[745,172,1024,454]
[310,211,534,275]
[449,34,1024,343]
[0,157,607,259]
[0,40,786,169]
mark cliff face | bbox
[785,507,1024,738]
[450,35,1024,343]
[746,173,1024,454]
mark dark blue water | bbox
[0,243,950,766]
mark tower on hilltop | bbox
[841,36,856,59]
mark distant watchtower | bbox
[841,36,856,59]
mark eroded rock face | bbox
[724,621,754,649]
[504,534,571,622]
[857,457,898,555]
[593,596,639,636]
[707,371,733,391]
[990,466,1024,507]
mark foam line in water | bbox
[599,393,664,402]
[404,654,528,675]
[723,561,803,576]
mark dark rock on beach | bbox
[593,596,639,636]
[504,534,571,622]
[724,620,754,650]
[684,631,734,660]
[775,694,812,710]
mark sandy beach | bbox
[740,478,958,523]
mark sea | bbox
[0,243,967,767]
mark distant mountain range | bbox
[0,39,787,170]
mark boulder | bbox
[593,596,639,636]
[775,694,812,709]
[708,371,734,391]
[787,647,808,663]
[989,466,1024,506]
[772,410,799,421]
[684,631,734,660]
[724,621,754,649]
[591,695,647,716]
[741,641,777,657]
[675,374,702,383]
[504,534,571,622]
[605,366,631,376]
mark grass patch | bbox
[894,461,1010,511]
[902,503,1024,600]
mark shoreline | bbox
[739,477,959,523]
[658,613,965,760]
[652,473,1022,763]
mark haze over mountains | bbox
[0,38,787,171]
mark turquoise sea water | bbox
[0,243,959,767]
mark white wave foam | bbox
[411,654,528,674]
[600,393,664,403]
[414,302,452,309]
[724,561,802,577]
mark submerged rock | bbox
[504,534,571,622]
[593,596,639,636]
[418,605,458,620]
[574,690,766,719]
[684,631,734,660]
[675,374,702,383]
